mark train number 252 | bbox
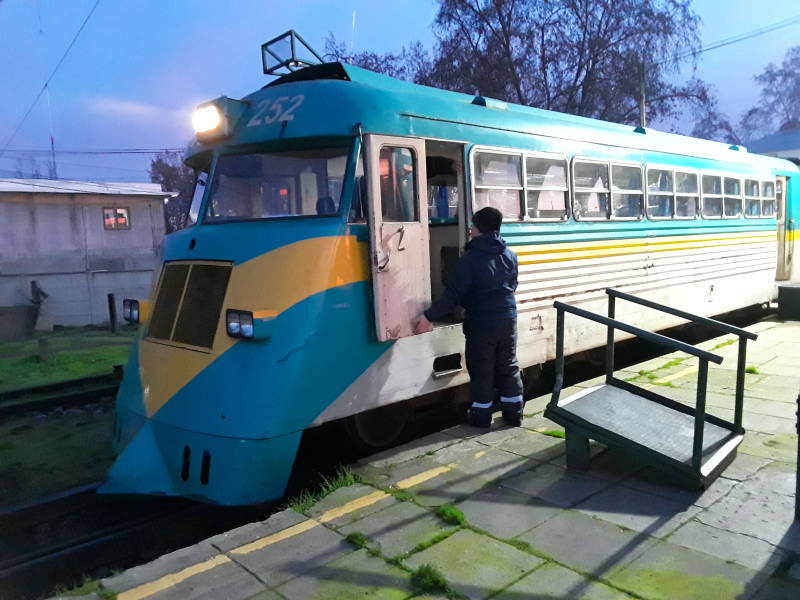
[247,95,304,127]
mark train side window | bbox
[473,151,523,220]
[762,181,776,217]
[675,172,699,218]
[349,151,367,223]
[573,160,609,220]
[611,164,643,219]
[702,175,723,218]
[525,155,568,220]
[744,179,760,218]
[379,147,418,222]
[646,168,674,219]
[723,177,742,218]
[426,141,463,223]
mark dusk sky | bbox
[1,0,798,182]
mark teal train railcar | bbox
[102,49,799,505]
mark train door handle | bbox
[397,225,406,251]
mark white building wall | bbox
[0,191,166,328]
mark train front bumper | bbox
[100,410,302,506]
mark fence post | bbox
[107,293,117,334]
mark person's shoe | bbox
[501,396,523,427]
[468,404,492,428]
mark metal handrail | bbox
[605,288,757,430]
[606,288,758,340]
[551,298,721,473]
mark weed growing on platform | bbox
[411,564,450,595]
[436,504,466,526]
[745,365,760,374]
[659,357,688,370]
[0,440,14,452]
[540,430,565,439]
[505,538,533,553]
[409,530,456,555]
[638,370,658,380]
[54,576,116,599]
[345,531,369,549]
[286,465,358,514]
[388,488,414,502]
[711,339,736,351]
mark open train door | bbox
[776,176,791,280]
[365,135,431,341]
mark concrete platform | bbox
[52,317,800,600]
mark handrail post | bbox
[734,336,748,431]
[606,294,616,383]
[551,306,566,406]
[692,359,709,472]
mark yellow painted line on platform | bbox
[317,490,390,523]
[473,450,487,459]
[115,463,457,598]
[117,554,231,600]
[230,518,320,555]
[394,464,455,490]
[643,365,698,390]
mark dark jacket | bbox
[424,232,518,322]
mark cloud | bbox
[91,96,169,119]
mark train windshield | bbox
[205,146,350,222]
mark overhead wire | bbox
[0,0,102,161]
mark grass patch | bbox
[540,430,565,439]
[711,339,736,351]
[504,538,533,553]
[388,488,414,502]
[659,358,688,370]
[286,465,358,514]
[409,530,457,555]
[410,564,450,595]
[0,328,135,393]
[345,531,369,549]
[745,366,760,375]
[638,370,658,380]
[54,577,116,599]
[652,381,676,388]
[436,504,467,526]
[0,440,15,452]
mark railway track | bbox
[0,484,270,600]
[0,369,121,418]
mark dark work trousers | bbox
[464,318,524,422]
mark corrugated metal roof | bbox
[0,178,175,196]
[749,128,800,154]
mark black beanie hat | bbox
[472,206,503,233]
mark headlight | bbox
[240,313,254,338]
[226,310,242,337]
[122,299,140,323]
[192,104,222,134]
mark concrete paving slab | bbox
[495,429,567,463]
[475,424,529,447]
[668,519,787,572]
[607,540,767,600]
[405,529,543,600]
[208,509,307,552]
[548,447,640,482]
[520,414,564,435]
[621,467,737,508]
[442,446,529,482]
[137,559,266,600]
[493,563,631,600]
[738,459,797,497]
[736,431,797,462]
[500,462,612,508]
[695,485,800,553]
[720,452,773,481]
[306,484,398,527]
[455,484,562,539]
[521,393,549,416]
[228,521,352,588]
[244,591,286,600]
[408,464,492,507]
[275,548,409,600]
[576,484,700,538]
[102,541,222,594]
[338,500,455,558]
[361,432,458,468]
[517,510,656,576]
[353,455,444,489]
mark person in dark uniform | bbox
[414,206,524,427]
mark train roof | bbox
[188,62,799,174]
